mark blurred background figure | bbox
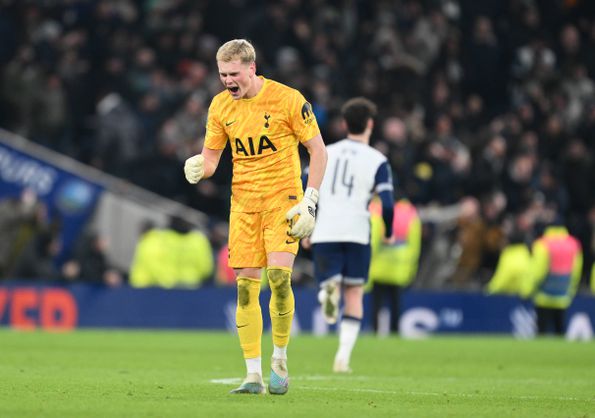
[215,244,236,286]
[0,189,48,278]
[416,196,479,289]
[527,220,583,336]
[62,231,123,288]
[485,214,533,297]
[368,198,421,335]
[10,229,61,280]
[92,92,142,177]
[129,215,213,289]
[453,191,507,287]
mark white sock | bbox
[334,317,361,364]
[246,357,262,375]
[272,344,287,360]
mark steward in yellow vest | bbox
[527,225,582,335]
[485,229,533,297]
[368,199,421,333]
[130,218,214,289]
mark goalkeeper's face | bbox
[217,59,256,100]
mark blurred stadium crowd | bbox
[1,0,595,290]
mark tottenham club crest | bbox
[264,113,271,128]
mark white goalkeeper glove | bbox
[286,187,319,239]
[184,154,204,184]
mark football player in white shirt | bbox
[305,97,395,373]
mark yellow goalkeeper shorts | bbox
[228,202,299,268]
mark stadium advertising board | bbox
[0,143,104,263]
[0,284,593,340]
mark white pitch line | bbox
[209,375,374,384]
[210,378,242,385]
[209,377,593,402]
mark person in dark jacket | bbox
[62,232,123,287]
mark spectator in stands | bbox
[415,196,478,289]
[448,190,505,287]
[468,134,507,197]
[0,46,43,137]
[425,114,470,205]
[127,132,187,200]
[31,73,70,154]
[0,189,47,278]
[62,232,123,288]
[2,0,595,291]
[129,215,213,289]
[463,15,507,112]
[11,229,61,280]
[92,91,142,177]
[380,117,415,193]
[164,92,208,160]
[503,152,538,213]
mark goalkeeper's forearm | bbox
[200,156,218,179]
[200,147,224,179]
[302,134,328,190]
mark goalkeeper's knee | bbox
[237,277,261,310]
[268,267,294,313]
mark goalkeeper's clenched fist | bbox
[286,187,319,239]
[184,154,205,184]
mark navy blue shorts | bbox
[311,242,371,286]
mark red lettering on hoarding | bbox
[11,289,38,330]
[0,287,79,330]
[40,289,77,330]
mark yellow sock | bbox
[236,277,263,359]
[267,267,294,348]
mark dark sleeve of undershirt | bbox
[374,161,395,238]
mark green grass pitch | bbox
[0,329,593,418]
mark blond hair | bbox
[216,39,256,64]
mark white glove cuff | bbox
[304,187,319,205]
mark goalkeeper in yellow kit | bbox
[184,39,327,395]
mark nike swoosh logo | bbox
[236,324,248,328]
[225,120,236,126]
[279,311,292,316]
[285,240,296,244]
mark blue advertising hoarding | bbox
[0,283,593,340]
[0,143,104,263]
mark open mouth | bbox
[228,86,239,94]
